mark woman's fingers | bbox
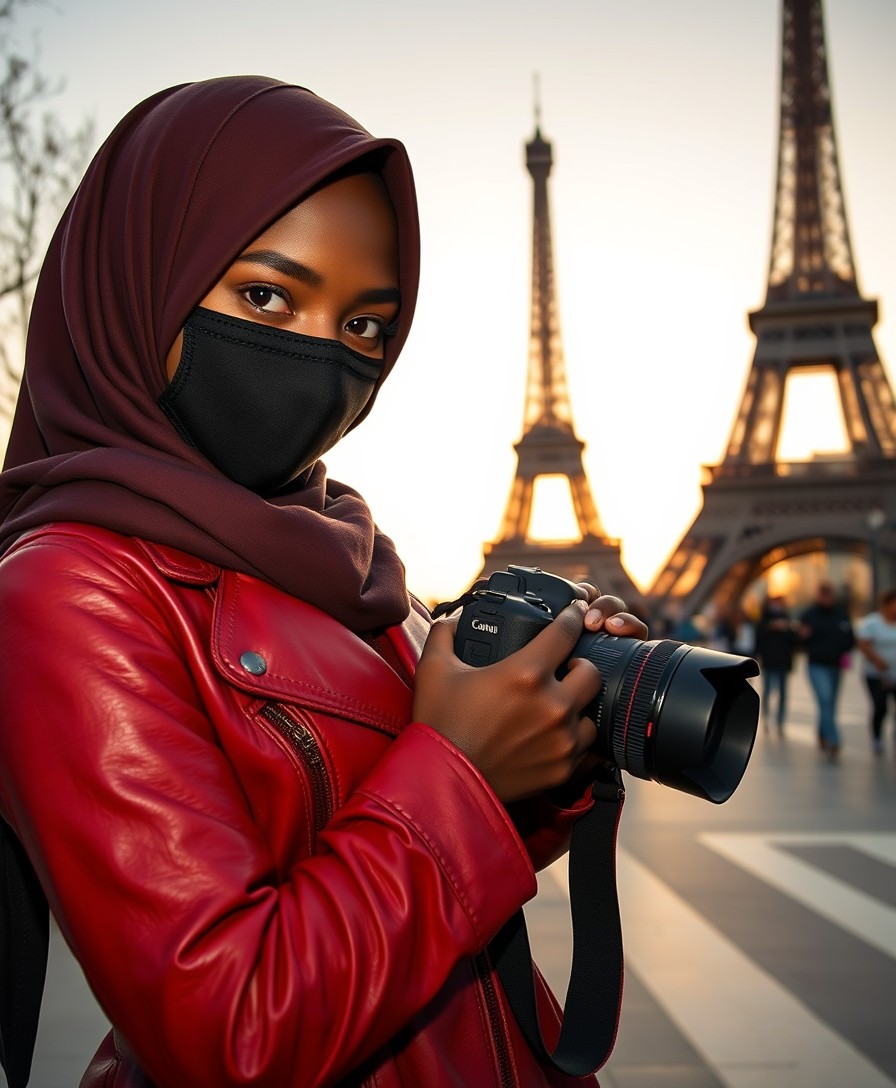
[512,600,591,676]
[413,603,605,801]
[584,593,649,639]
[561,654,602,719]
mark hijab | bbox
[0,76,420,631]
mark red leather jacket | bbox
[0,523,598,1088]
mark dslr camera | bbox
[454,565,759,803]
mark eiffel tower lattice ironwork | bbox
[479,111,639,601]
[650,0,896,615]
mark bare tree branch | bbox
[0,0,93,408]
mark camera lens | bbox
[571,632,760,803]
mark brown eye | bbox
[345,316,383,341]
[242,285,291,313]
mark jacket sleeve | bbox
[0,535,537,1088]
[508,790,594,872]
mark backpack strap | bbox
[0,820,49,1088]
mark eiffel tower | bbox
[650,0,896,616]
[478,105,640,603]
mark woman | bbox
[0,77,644,1088]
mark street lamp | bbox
[867,507,886,608]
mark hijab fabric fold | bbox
[0,76,420,631]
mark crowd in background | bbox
[647,583,896,762]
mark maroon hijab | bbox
[0,76,420,631]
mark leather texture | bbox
[0,522,597,1087]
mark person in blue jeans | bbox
[798,582,855,759]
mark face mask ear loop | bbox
[160,318,197,398]
[158,322,200,449]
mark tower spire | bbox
[766,0,857,301]
[522,102,575,435]
[477,103,639,601]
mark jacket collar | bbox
[134,537,220,585]
[137,537,424,734]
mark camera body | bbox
[454,565,760,804]
[454,567,574,667]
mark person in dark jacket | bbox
[754,595,799,734]
[798,582,855,758]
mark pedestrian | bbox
[731,603,757,657]
[0,76,648,1088]
[798,582,856,758]
[708,603,736,651]
[753,595,798,734]
[855,586,896,755]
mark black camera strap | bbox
[490,767,625,1079]
[0,819,49,1088]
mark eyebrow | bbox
[238,249,323,287]
[355,287,401,307]
[236,249,401,309]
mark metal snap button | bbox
[239,651,267,676]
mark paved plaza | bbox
[7,660,896,1087]
[532,660,896,1088]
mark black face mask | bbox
[159,307,382,494]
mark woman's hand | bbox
[575,583,649,642]
[413,586,648,804]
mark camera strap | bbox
[0,819,49,1088]
[490,766,625,1078]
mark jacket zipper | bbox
[475,949,517,1088]
[260,703,334,834]
[260,696,516,1086]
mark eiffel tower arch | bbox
[478,108,640,603]
[650,0,896,618]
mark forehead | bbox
[247,173,398,268]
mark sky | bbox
[7,0,896,607]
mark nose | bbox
[295,307,339,343]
